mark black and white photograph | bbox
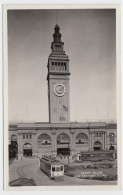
[3,4,121,190]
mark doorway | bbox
[93,141,102,151]
[57,148,70,155]
[23,149,32,157]
[23,143,32,157]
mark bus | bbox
[39,156,64,181]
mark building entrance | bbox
[94,146,101,151]
[23,143,32,157]
[93,141,102,151]
[57,148,70,155]
[23,149,32,157]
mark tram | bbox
[76,150,115,162]
[39,156,64,180]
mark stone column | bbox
[115,134,117,145]
[102,132,104,150]
[103,132,106,150]
[70,129,75,154]
[105,133,108,149]
[89,132,91,150]
[18,133,22,158]
[107,134,109,145]
[33,133,38,156]
[51,130,57,155]
[89,132,93,151]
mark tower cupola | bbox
[53,24,61,43]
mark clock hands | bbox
[54,84,66,96]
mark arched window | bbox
[11,134,17,146]
[11,134,17,141]
[94,141,101,146]
[109,133,115,143]
[57,133,70,145]
[23,143,32,149]
[38,133,51,145]
[76,133,88,144]
[93,141,102,151]
[109,145,115,150]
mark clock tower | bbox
[47,24,70,123]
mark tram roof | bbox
[78,150,114,154]
[40,156,63,165]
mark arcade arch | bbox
[23,143,32,157]
[75,133,88,144]
[93,141,102,151]
[37,133,52,145]
[56,133,70,155]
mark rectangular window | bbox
[64,62,67,70]
[52,166,55,172]
[23,134,25,139]
[26,134,28,139]
[51,62,54,70]
[56,167,60,172]
[99,133,102,137]
[58,62,60,70]
[61,166,63,171]
[29,134,32,139]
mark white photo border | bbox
[1,2,122,192]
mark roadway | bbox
[9,158,117,186]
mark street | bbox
[9,158,117,186]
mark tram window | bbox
[52,166,55,172]
[61,166,63,171]
[56,167,60,172]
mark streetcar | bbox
[39,156,64,180]
[76,150,115,162]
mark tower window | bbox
[29,134,32,139]
[55,62,57,65]
[58,62,60,70]
[64,62,67,70]
[51,62,55,70]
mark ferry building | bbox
[9,24,117,158]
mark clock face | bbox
[54,84,66,96]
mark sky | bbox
[8,9,116,122]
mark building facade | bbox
[9,25,117,158]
